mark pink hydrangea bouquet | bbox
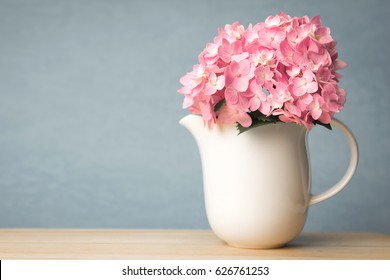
[178,12,347,133]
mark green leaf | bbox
[214,100,225,113]
[236,120,270,135]
[236,112,280,135]
[313,120,332,130]
[235,111,333,135]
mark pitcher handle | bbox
[309,118,359,206]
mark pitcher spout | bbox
[179,114,208,144]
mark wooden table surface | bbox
[0,229,389,260]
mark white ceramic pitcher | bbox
[180,114,359,249]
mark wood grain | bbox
[0,229,389,259]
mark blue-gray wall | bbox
[0,0,389,233]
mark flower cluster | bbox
[178,12,347,130]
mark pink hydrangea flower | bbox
[225,58,254,92]
[218,102,252,128]
[179,12,348,129]
[291,69,318,96]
